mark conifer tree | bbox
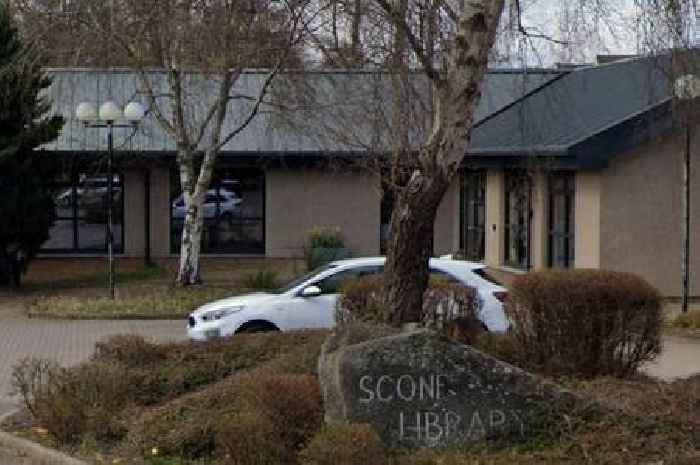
[0,3,63,286]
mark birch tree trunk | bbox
[382,0,505,323]
[176,145,219,286]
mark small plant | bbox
[505,269,662,378]
[298,423,388,465]
[241,269,279,290]
[306,226,344,249]
[304,226,350,269]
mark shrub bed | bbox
[12,331,327,448]
[505,269,662,378]
[6,327,699,465]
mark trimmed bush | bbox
[336,275,482,330]
[235,372,324,452]
[11,358,131,444]
[505,270,662,378]
[217,412,287,465]
[298,423,388,465]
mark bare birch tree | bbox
[13,0,311,285]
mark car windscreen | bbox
[473,267,500,285]
[275,263,337,294]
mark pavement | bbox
[644,333,700,380]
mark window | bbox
[460,170,486,261]
[170,167,265,254]
[504,172,531,269]
[548,172,575,268]
[315,265,382,294]
[41,172,124,253]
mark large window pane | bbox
[460,170,486,261]
[41,171,124,253]
[504,172,531,269]
[42,220,75,250]
[170,167,265,254]
[548,172,575,268]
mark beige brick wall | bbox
[149,166,171,258]
[599,128,700,297]
[123,169,146,257]
[265,168,381,258]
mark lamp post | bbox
[673,75,700,313]
[76,101,145,299]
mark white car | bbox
[187,257,510,341]
[171,189,242,220]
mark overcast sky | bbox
[509,0,696,66]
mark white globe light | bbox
[124,101,146,122]
[75,102,97,122]
[99,101,123,122]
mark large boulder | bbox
[318,326,582,449]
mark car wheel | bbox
[236,321,279,334]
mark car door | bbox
[283,266,381,329]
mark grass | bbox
[21,264,169,292]
[8,259,302,319]
[27,285,242,319]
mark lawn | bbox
[27,284,240,319]
[4,258,303,319]
[2,330,698,465]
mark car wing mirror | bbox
[301,285,322,298]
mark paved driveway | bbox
[0,317,186,415]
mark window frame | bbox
[503,171,532,270]
[169,166,266,255]
[547,172,576,268]
[459,169,487,262]
[41,170,125,254]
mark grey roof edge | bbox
[472,71,571,127]
[465,99,674,166]
[43,66,563,75]
[465,145,569,156]
[565,97,673,149]
[570,99,674,169]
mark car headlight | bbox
[200,306,245,322]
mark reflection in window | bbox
[504,172,531,270]
[460,170,486,261]
[170,167,265,254]
[42,172,124,253]
[548,172,575,268]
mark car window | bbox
[315,265,383,295]
[472,268,500,285]
[275,263,336,294]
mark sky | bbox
[508,0,696,66]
